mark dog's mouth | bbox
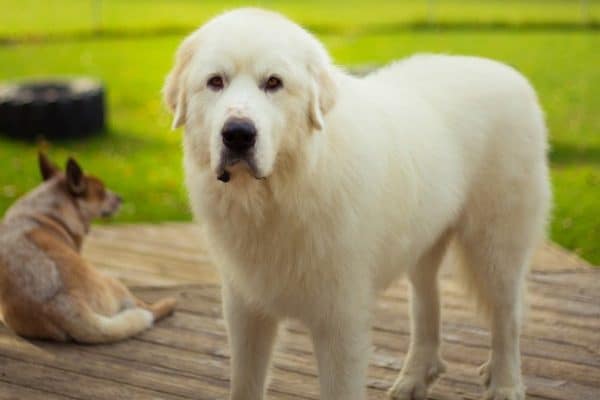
[101,198,122,218]
[216,152,264,183]
[101,209,117,219]
[101,208,119,218]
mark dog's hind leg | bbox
[388,231,451,400]
[52,295,154,343]
[104,275,177,322]
[455,222,531,400]
[453,184,548,400]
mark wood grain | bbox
[0,223,597,399]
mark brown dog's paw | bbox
[149,297,178,321]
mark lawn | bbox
[1,0,598,39]
[0,2,598,264]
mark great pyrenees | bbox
[163,8,550,400]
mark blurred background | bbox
[0,0,598,263]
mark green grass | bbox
[0,4,598,264]
[1,0,598,38]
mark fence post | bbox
[581,0,590,25]
[92,0,102,31]
[427,0,436,26]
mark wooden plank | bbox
[1,282,598,399]
[531,242,591,270]
[0,328,318,400]
[0,335,227,400]
[0,355,189,400]
[127,286,600,398]
[0,381,70,400]
[1,223,597,399]
[135,283,600,352]
[83,223,594,288]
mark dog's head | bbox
[38,153,122,220]
[163,8,337,183]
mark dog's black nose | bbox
[222,118,256,152]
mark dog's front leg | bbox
[310,305,372,400]
[223,284,279,400]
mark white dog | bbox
[163,8,550,400]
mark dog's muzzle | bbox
[217,118,262,182]
[102,195,122,217]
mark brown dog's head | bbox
[38,153,122,220]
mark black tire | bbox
[0,79,106,140]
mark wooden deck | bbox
[0,223,598,399]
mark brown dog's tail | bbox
[58,302,154,344]
[140,297,178,322]
[53,296,177,344]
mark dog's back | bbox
[0,154,176,343]
[0,213,68,339]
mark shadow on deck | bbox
[0,223,598,399]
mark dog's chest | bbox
[229,260,342,320]
[206,210,352,317]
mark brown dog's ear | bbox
[163,32,199,129]
[65,158,87,195]
[38,152,60,181]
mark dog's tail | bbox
[58,302,161,344]
[137,297,178,322]
[446,238,494,320]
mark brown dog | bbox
[0,153,176,343]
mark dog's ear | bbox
[307,63,337,132]
[65,158,87,196]
[38,152,60,181]
[163,33,198,130]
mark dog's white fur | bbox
[164,8,551,400]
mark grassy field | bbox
[0,2,598,263]
[1,0,598,38]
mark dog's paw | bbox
[388,358,446,400]
[388,375,428,400]
[483,386,525,400]
[479,361,492,387]
[479,361,525,400]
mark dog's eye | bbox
[207,75,225,91]
[264,76,283,92]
